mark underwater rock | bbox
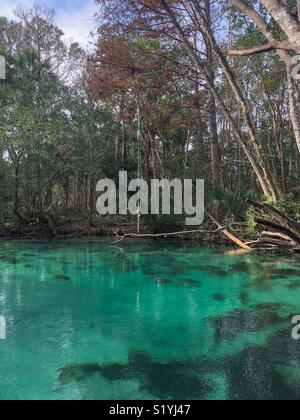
[59,363,103,385]
[208,308,284,342]
[143,268,160,276]
[287,281,300,289]
[213,293,227,302]
[230,262,248,272]
[199,266,228,278]
[253,303,284,312]
[59,351,214,400]
[141,364,213,400]
[128,351,214,400]
[55,275,72,281]
[0,256,22,265]
[263,329,300,365]
[102,364,130,381]
[155,278,174,286]
[225,346,292,400]
[238,292,250,305]
[154,278,202,288]
[178,279,202,288]
[58,327,300,400]
[225,335,300,400]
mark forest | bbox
[2,0,300,403]
[1,0,300,249]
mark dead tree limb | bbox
[207,213,252,250]
[110,227,223,244]
[254,217,300,244]
[262,231,295,243]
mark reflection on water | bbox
[0,240,300,400]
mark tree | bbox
[0,6,113,227]
[230,0,300,155]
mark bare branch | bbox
[229,41,294,56]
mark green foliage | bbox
[274,194,300,222]
[210,190,247,220]
[143,214,184,234]
[245,207,259,238]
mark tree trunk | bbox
[261,0,300,50]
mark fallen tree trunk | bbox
[262,231,295,243]
[246,238,296,248]
[254,217,300,246]
[247,199,300,245]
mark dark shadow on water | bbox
[59,327,300,400]
[59,351,214,400]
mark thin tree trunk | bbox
[14,163,20,219]
[204,0,222,192]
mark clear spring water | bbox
[0,239,300,400]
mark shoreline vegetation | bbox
[2,199,300,253]
[1,2,300,253]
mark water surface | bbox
[0,240,300,400]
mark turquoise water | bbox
[0,240,300,400]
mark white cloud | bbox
[0,0,32,19]
[0,0,98,47]
[56,1,98,48]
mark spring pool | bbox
[0,240,300,400]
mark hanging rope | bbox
[136,101,142,234]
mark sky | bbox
[0,0,99,47]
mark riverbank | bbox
[0,218,230,245]
[2,201,300,253]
